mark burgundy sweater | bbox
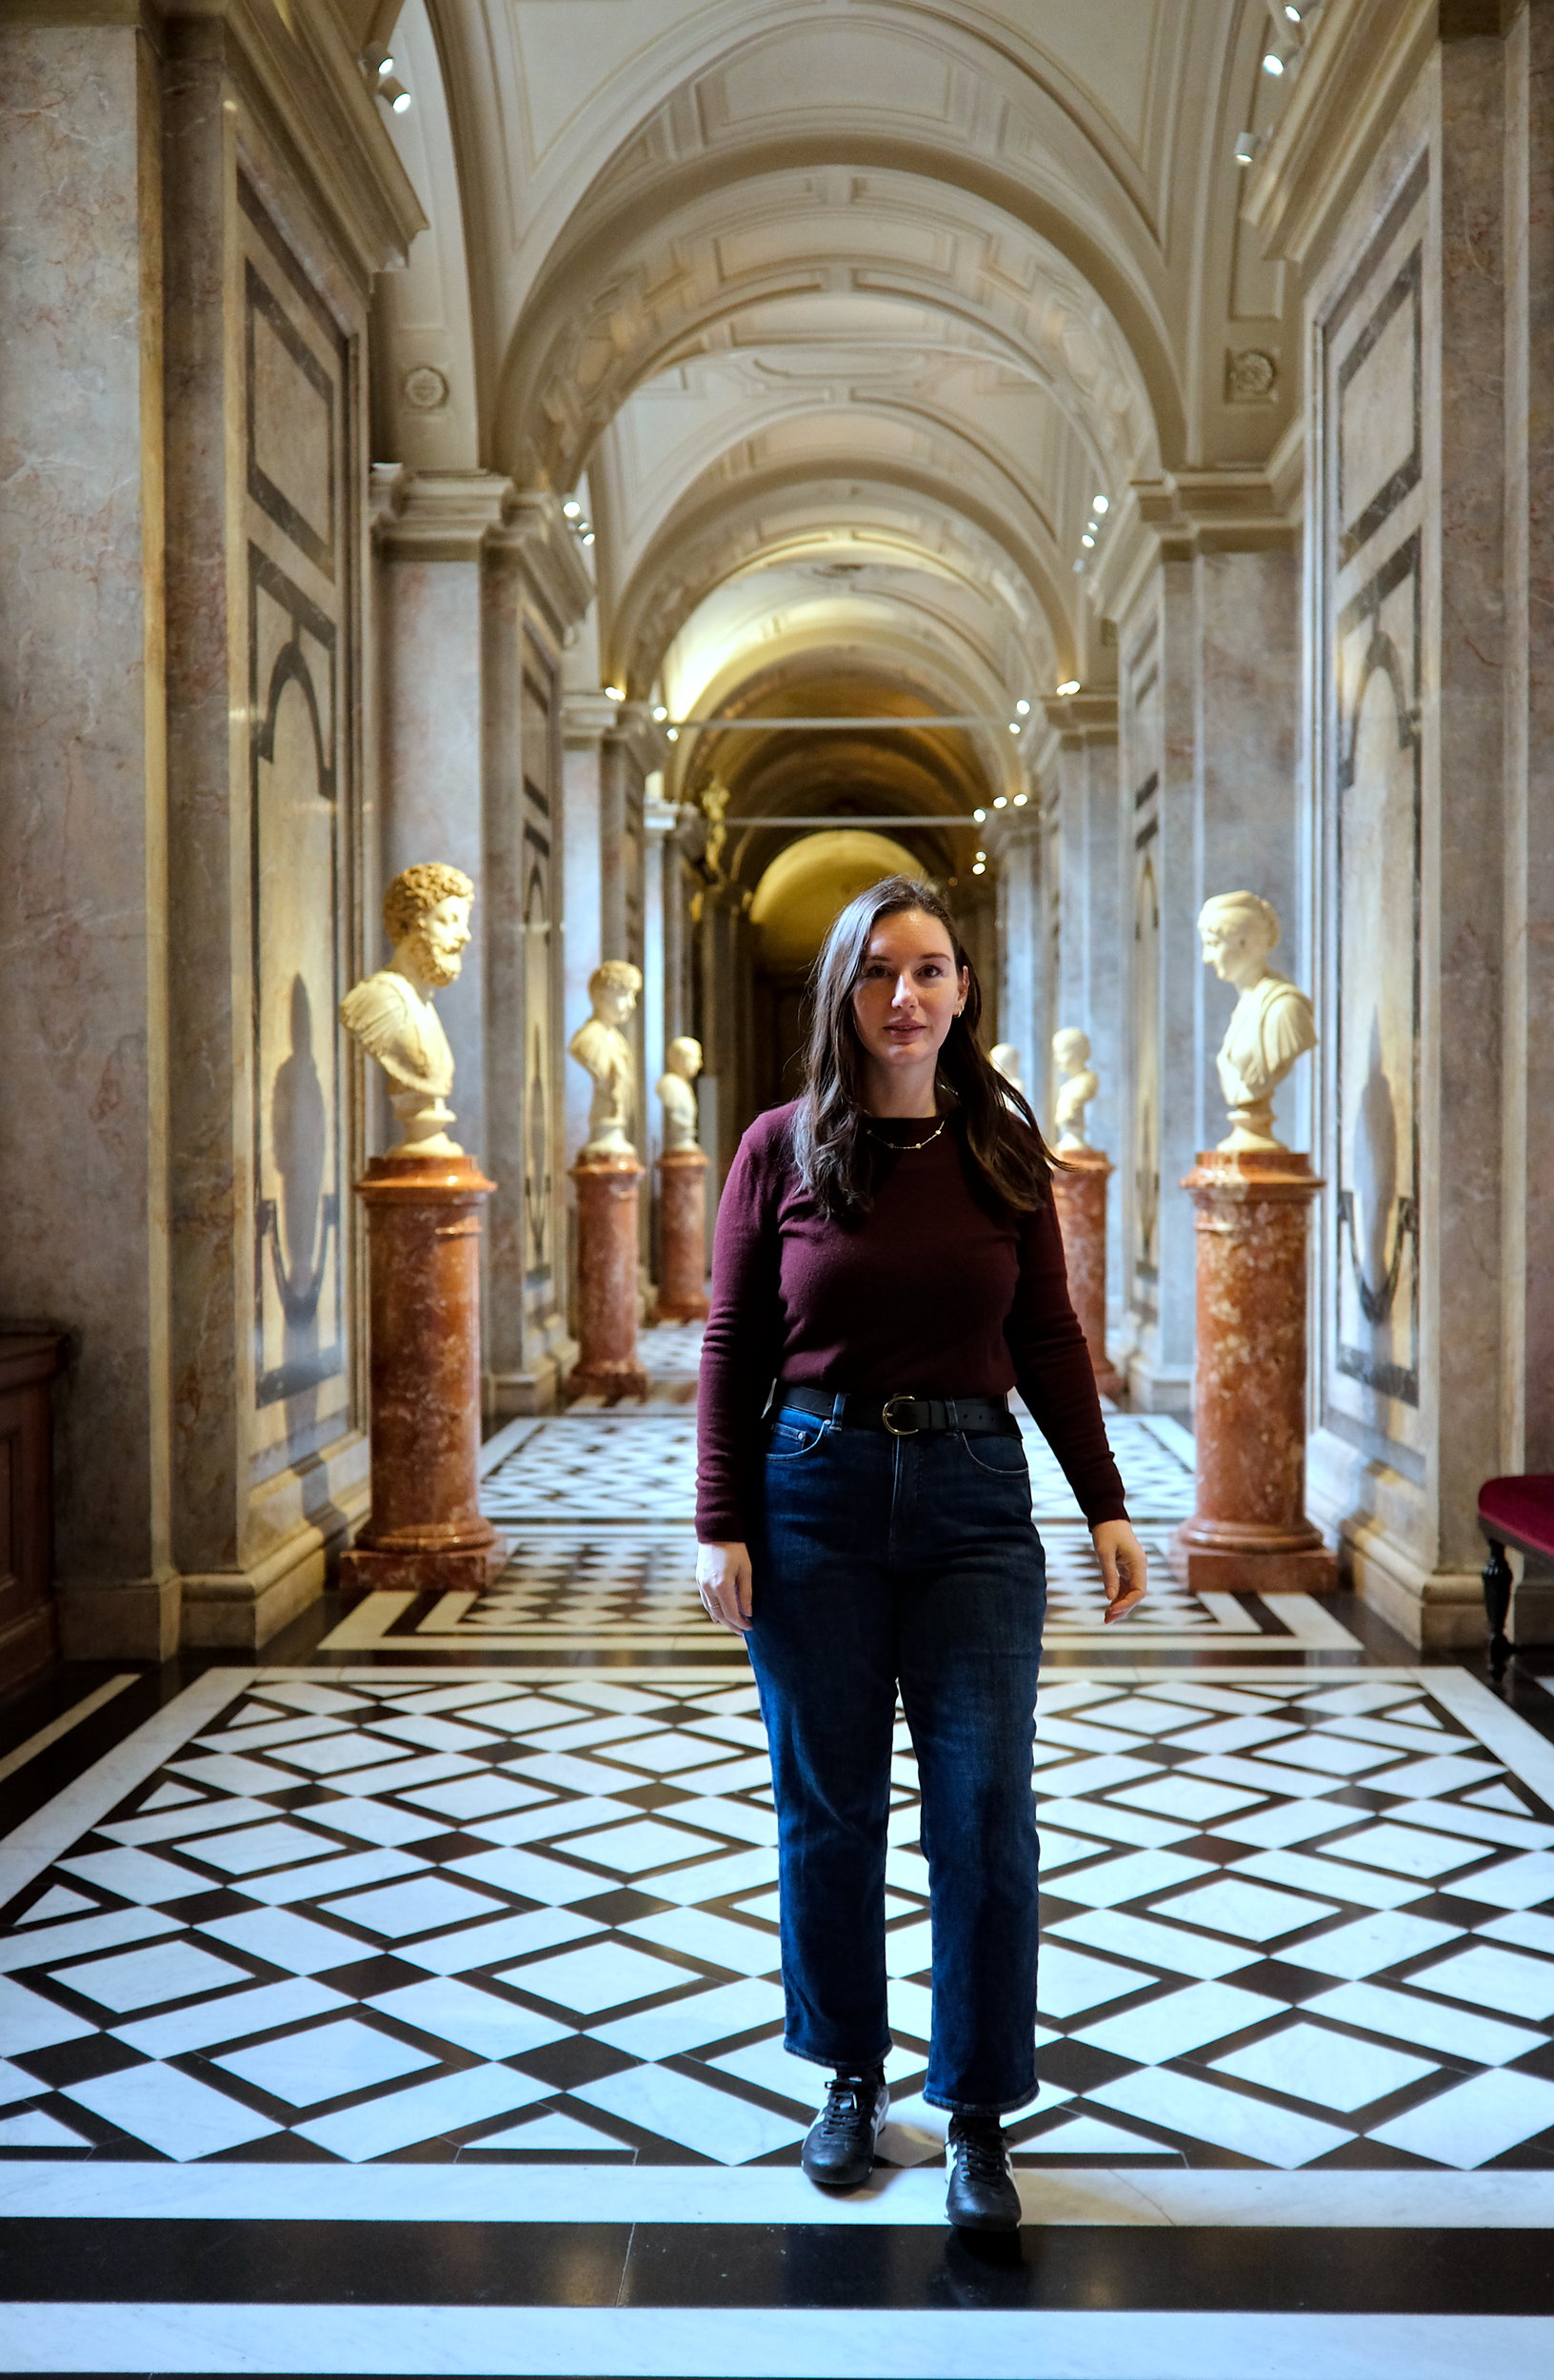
[696,1101,1127,1542]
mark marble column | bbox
[340,1155,507,1599]
[1051,1153,1123,1398]
[1175,1152,1335,1595]
[568,1158,648,1398]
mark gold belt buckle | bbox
[882,1393,920,1437]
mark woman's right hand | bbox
[696,1540,753,1635]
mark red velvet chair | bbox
[1478,1475,1554,1674]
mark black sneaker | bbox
[801,2068,889,2190]
[945,2112,1020,2231]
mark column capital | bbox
[1041,690,1119,744]
[1130,460,1301,559]
[563,690,621,749]
[488,489,594,635]
[372,468,513,562]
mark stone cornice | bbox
[1243,0,1438,270]
[563,692,622,749]
[166,0,425,286]
[1133,468,1300,556]
[1041,691,1119,744]
[490,491,595,639]
[371,467,512,561]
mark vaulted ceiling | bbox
[369,0,1301,837]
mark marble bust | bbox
[1197,891,1318,1152]
[656,1036,704,1154]
[987,1042,1026,1101]
[569,960,643,1158]
[1051,1027,1098,1151]
[339,863,473,1157]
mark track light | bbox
[971,862,986,876]
[973,807,986,823]
[1263,51,1285,76]
[563,500,582,520]
[1092,495,1109,514]
[1015,699,1030,716]
[666,727,679,742]
[1013,792,1028,807]
[652,704,668,723]
[993,796,1007,809]
[1056,679,1081,697]
[604,684,624,702]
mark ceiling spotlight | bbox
[1008,722,1022,735]
[1057,678,1081,696]
[604,684,624,702]
[666,726,679,742]
[1092,495,1109,514]
[378,76,411,110]
[581,530,595,545]
[563,499,582,520]
[1081,534,1095,549]
[975,850,986,863]
[1263,50,1285,76]
[1012,792,1028,807]
[971,862,986,876]
[1015,698,1030,716]
[652,704,668,723]
[1234,131,1259,165]
[1285,5,1303,19]
[973,807,986,823]
[377,54,394,76]
[993,795,1007,809]
[1086,521,1098,535]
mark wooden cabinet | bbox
[0,1335,66,1694]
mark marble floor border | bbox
[2,2302,1550,2377]
[0,2160,1550,2230]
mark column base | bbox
[654,1294,709,1323]
[566,1358,650,1400]
[338,1537,509,1605]
[1171,1528,1338,1597]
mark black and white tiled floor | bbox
[2,1325,1551,2374]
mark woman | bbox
[696,876,1146,2231]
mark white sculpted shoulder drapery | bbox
[339,863,473,1158]
[569,960,643,1159]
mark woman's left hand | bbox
[1091,1519,1147,1624]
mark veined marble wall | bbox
[243,180,354,1482]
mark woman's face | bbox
[849,908,968,1081]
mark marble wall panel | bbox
[0,27,171,1610]
[239,178,357,1489]
[1317,172,1428,1471]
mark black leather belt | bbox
[774,1384,1017,1438]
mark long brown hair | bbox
[791,875,1053,1220]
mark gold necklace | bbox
[862,1116,946,1153]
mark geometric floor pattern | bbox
[322,1380,1361,1655]
[3,1660,1551,2172]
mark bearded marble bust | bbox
[1197,890,1317,1152]
[340,863,473,1158]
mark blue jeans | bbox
[747,1404,1046,2114]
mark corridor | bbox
[1,1327,1551,2373]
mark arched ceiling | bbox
[375,0,1300,853]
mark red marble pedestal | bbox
[1173,1149,1337,1595]
[340,1154,508,1604]
[1050,1147,1124,1398]
[568,1153,648,1398]
[657,1147,710,1321]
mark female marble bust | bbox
[339,863,473,1157]
[1197,891,1317,1152]
[1051,1027,1098,1151]
[656,1037,704,1153]
[569,960,643,1158]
